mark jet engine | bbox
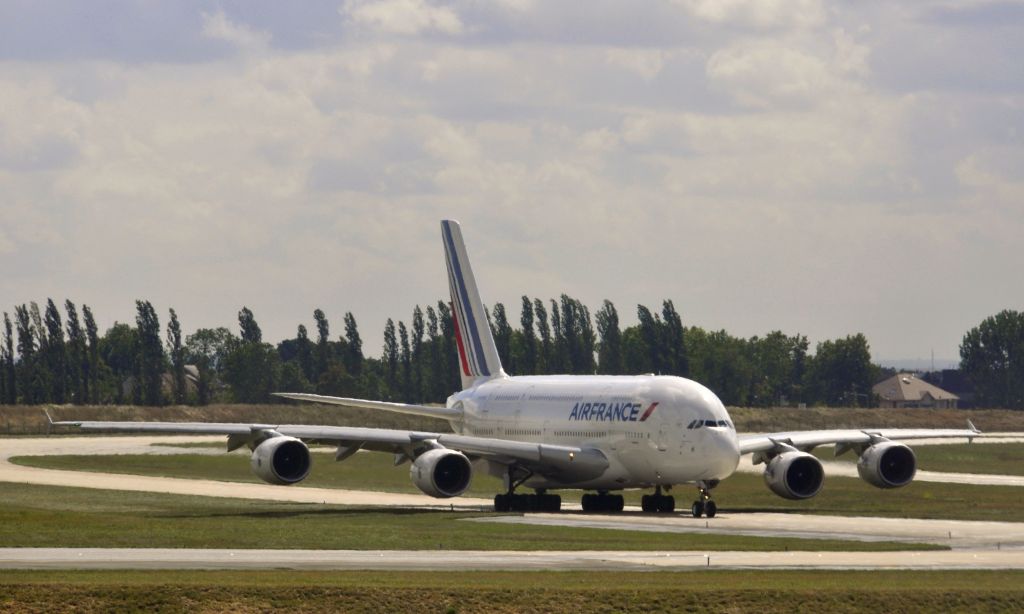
[250,436,312,485]
[857,441,916,488]
[410,449,473,498]
[763,451,824,500]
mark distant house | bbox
[872,373,959,409]
[122,365,200,402]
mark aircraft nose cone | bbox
[710,430,741,478]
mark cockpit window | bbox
[704,420,717,427]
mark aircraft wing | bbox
[50,419,609,482]
[272,392,462,420]
[738,423,981,456]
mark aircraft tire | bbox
[705,500,717,518]
[691,501,704,518]
[494,494,510,512]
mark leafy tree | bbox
[185,327,238,405]
[595,300,623,375]
[279,361,313,394]
[806,334,875,407]
[82,306,100,403]
[99,323,139,404]
[223,342,281,403]
[64,301,86,404]
[166,309,186,404]
[960,310,1024,409]
[239,307,262,344]
[425,306,444,399]
[135,300,164,406]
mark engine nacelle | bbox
[410,449,472,498]
[250,436,312,485]
[857,442,916,489]
[763,451,824,500]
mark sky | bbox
[1,0,1022,366]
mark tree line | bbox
[1,298,1018,408]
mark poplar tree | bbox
[491,302,513,372]
[437,301,458,391]
[343,312,363,376]
[399,321,412,401]
[295,324,313,380]
[14,305,41,403]
[43,299,67,403]
[82,305,100,403]
[2,312,15,403]
[411,306,424,399]
[135,300,164,405]
[64,300,86,404]
[595,300,623,375]
[519,296,537,375]
[533,298,551,374]
[312,308,331,381]
[167,308,186,404]
[661,300,689,377]
[382,318,399,399]
[425,305,443,400]
[239,307,263,344]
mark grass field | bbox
[812,442,1024,476]
[13,447,1024,522]
[0,482,927,551]
[1,570,1022,613]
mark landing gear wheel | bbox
[691,501,705,518]
[658,495,675,513]
[494,494,510,512]
[705,500,717,518]
[582,492,624,513]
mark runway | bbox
[2,547,1023,570]
[2,434,1024,571]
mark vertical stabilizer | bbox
[441,220,506,389]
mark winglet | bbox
[967,419,980,434]
[43,409,54,436]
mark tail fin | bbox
[441,220,506,389]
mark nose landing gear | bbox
[690,481,718,518]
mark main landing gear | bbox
[641,486,675,513]
[493,468,561,513]
[494,492,561,512]
[690,481,718,518]
[581,491,625,513]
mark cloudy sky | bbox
[2,0,1022,365]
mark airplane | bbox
[53,219,981,517]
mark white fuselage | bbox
[447,374,741,491]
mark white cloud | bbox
[605,48,670,81]
[673,0,825,29]
[201,10,271,49]
[341,0,464,35]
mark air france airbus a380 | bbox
[55,220,980,517]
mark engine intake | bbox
[410,449,472,498]
[251,436,312,485]
[857,442,916,488]
[763,451,824,500]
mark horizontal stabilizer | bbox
[273,392,462,420]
